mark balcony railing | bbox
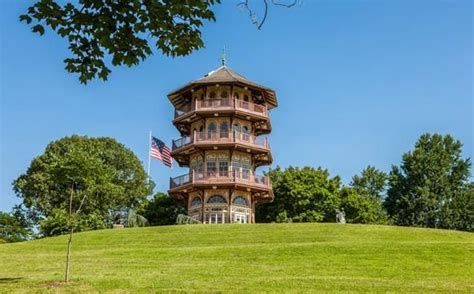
[174,98,268,119]
[170,169,271,189]
[172,131,270,151]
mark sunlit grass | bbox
[0,223,472,292]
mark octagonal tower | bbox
[167,65,278,224]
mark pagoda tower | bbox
[167,63,277,224]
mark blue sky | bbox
[1,1,472,211]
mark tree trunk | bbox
[64,227,74,282]
[64,185,74,283]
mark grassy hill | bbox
[0,223,472,293]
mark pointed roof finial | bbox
[221,46,227,67]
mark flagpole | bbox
[147,130,152,179]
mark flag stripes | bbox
[150,136,172,167]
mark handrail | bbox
[170,172,192,188]
[174,98,268,119]
[169,169,271,189]
[172,131,269,151]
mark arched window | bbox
[242,125,250,141]
[191,197,202,207]
[221,91,228,98]
[208,122,216,139]
[220,121,228,138]
[231,158,241,178]
[208,122,216,132]
[233,123,241,134]
[197,158,203,178]
[233,196,248,206]
[207,195,226,204]
[209,91,216,99]
[244,95,249,102]
[190,158,197,171]
[242,159,250,179]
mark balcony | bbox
[174,98,268,119]
[172,131,270,152]
[169,170,271,190]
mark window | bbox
[208,122,216,139]
[208,122,217,132]
[190,160,197,171]
[220,122,229,138]
[191,197,202,207]
[207,161,217,177]
[242,126,250,141]
[219,161,228,176]
[221,91,228,98]
[234,213,248,224]
[233,196,248,206]
[197,159,203,178]
[242,160,250,179]
[209,213,223,224]
[233,123,241,134]
[232,160,241,178]
[207,195,226,204]
[209,91,216,98]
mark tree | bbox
[238,0,299,30]
[13,135,153,236]
[20,0,220,84]
[256,166,341,223]
[144,192,186,226]
[385,133,472,230]
[444,182,473,232]
[0,210,33,243]
[350,166,388,199]
[339,187,387,224]
[345,166,388,224]
[20,0,297,84]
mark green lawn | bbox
[0,223,472,293]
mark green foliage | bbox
[340,187,387,224]
[126,209,149,228]
[256,166,341,223]
[20,0,220,84]
[385,133,472,230]
[144,192,186,226]
[444,182,474,231]
[39,209,107,237]
[13,135,153,236]
[350,165,388,199]
[344,166,388,224]
[0,211,32,242]
[257,166,388,224]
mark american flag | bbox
[150,136,172,167]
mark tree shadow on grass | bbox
[0,277,23,284]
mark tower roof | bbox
[168,66,278,110]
